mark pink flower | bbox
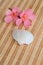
[16,9,36,27]
[4,8,36,28]
[4,7,20,23]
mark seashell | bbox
[12,29,34,45]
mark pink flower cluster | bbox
[4,7,36,28]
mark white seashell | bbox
[12,29,34,45]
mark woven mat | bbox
[0,0,43,65]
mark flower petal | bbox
[5,10,12,16]
[24,20,31,27]
[20,9,33,17]
[20,11,25,17]
[4,16,13,23]
[16,19,22,26]
[12,7,20,13]
[28,14,36,20]
[13,17,18,22]
[25,9,33,15]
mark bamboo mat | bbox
[0,0,43,65]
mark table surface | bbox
[0,0,43,65]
